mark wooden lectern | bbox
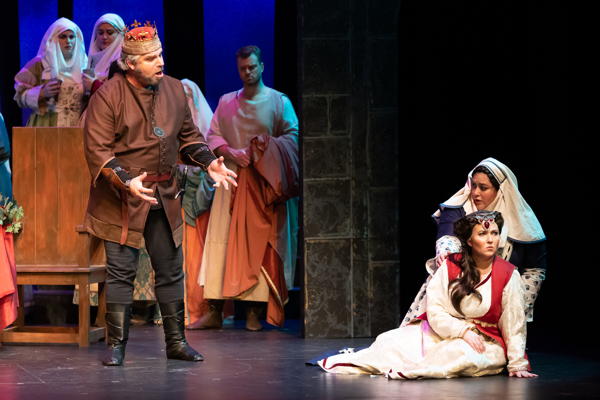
[2,127,106,346]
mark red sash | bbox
[419,254,515,353]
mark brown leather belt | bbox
[144,173,172,182]
[119,173,172,245]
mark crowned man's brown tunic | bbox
[83,72,208,248]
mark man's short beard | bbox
[131,68,162,87]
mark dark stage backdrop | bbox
[397,1,593,353]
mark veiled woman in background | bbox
[85,13,125,95]
[14,17,87,126]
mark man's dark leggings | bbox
[104,208,183,304]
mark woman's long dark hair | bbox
[449,211,504,315]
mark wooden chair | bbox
[2,127,106,347]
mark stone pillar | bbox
[300,0,399,337]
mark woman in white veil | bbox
[181,79,213,136]
[14,18,87,127]
[85,13,125,94]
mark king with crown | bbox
[83,21,237,366]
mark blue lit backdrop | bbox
[203,0,274,108]
[73,0,165,53]
[18,0,58,66]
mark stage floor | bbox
[1,322,599,400]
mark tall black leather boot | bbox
[159,300,204,361]
[102,303,131,366]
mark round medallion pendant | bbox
[153,127,165,137]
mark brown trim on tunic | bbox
[85,213,144,248]
[94,156,115,186]
[179,141,203,151]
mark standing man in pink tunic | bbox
[198,46,299,331]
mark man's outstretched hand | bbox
[207,156,238,190]
[129,172,158,205]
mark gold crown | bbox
[122,20,161,55]
[124,20,158,41]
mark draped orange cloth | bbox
[183,211,233,326]
[222,135,299,327]
[1,226,18,330]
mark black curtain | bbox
[398,1,592,353]
[275,0,299,107]
[162,1,205,89]
[58,0,73,20]
[0,2,21,134]
[275,0,302,323]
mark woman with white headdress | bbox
[14,17,87,127]
[181,79,213,136]
[85,13,125,94]
[401,157,547,326]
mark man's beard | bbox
[134,68,162,87]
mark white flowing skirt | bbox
[318,321,506,380]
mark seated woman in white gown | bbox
[317,210,537,379]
